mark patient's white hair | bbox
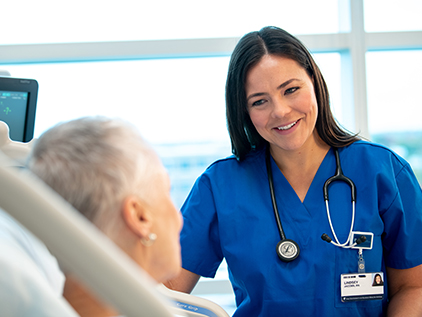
[27,116,161,238]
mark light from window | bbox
[364,0,422,32]
[366,50,422,184]
[0,0,339,45]
[1,58,231,145]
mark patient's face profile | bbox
[145,163,183,283]
[26,117,184,315]
[27,117,184,283]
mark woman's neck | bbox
[269,134,330,202]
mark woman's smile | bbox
[275,119,300,131]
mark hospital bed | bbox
[0,120,230,317]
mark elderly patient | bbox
[27,116,183,316]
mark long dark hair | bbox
[226,26,360,160]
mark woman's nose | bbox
[271,97,291,118]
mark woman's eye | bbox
[285,87,299,95]
[252,99,266,107]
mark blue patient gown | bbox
[180,141,422,317]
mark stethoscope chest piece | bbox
[276,239,300,262]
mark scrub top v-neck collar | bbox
[266,147,334,207]
[265,147,335,247]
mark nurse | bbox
[165,26,422,316]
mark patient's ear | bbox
[121,196,152,238]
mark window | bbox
[366,50,422,182]
[2,52,340,207]
[2,58,230,145]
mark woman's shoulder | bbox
[343,140,408,165]
[200,147,266,181]
[341,140,410,176]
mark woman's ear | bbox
[121,195,152,239]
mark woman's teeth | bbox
[277,121,297,130]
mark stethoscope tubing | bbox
[325,200,357,248]
[265,146,287,241]
[323,147,356,202]
[323,148,358,248]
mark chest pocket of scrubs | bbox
[334,233,384,312]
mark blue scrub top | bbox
[180,141,422,317]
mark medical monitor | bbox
[0,76,38,142]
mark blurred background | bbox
[1,0,421,314]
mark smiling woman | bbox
[245,55,320,157]
[164,25,422,317]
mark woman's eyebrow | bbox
[246,91,266,101]
[277,78,299,90]
[246,78,300,101]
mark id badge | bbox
[340,272,384,302]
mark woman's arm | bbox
[387,264,422,316]
[164,268,201,294]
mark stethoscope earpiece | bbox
[321,233,332,243]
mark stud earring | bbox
[141,233,157,247]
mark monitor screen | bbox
[0,77,38,142]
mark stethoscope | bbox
[265,146,357,262]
